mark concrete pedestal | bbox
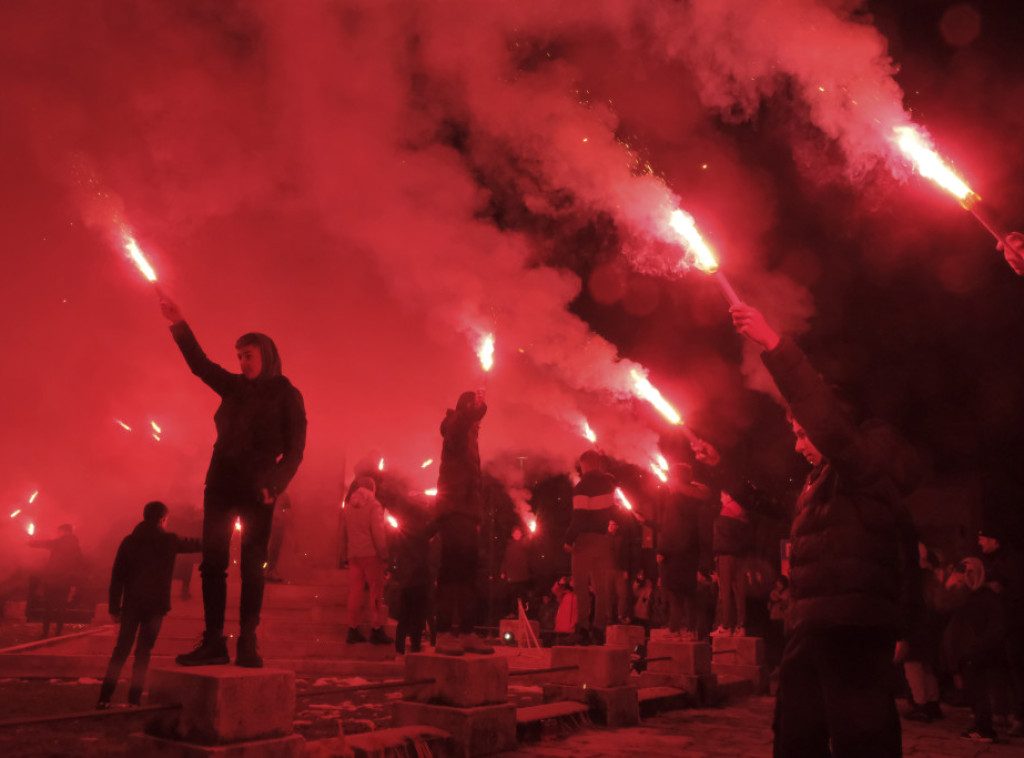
[604,625,645,650]
[541,683,639,727]
[147,666,295,745]
[638,670,718,706]
[711,635,764,665]
[548,646,629,688]
[392,701,516,758]
[647,640,711,677]
[403,653,509,707]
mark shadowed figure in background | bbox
[28,523,85,639]
[732,302,921,758]
[657,463,710,641]
[433,389,493,656]
[97,501,201,709]
[564,449,619,646]
[159,294,306,668]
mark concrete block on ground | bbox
[647,640,711,677]
[711,635,764,666]
[147,666,295,744]
[499,618,540,643]
[548,646,629,688]
[541,683,639,728]
[712,662,768,694]
[604,625,645,650]
[392,701,516,758]
[130,733,304,757]
[403,653,508,707]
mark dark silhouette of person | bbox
[732,303,921,758]
[29,523,85,638]
[433,389,492,655]
[97,501,201,708]
[159,294,306,668]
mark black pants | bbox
[201,486,274,635]
[774,625,901,758]
[396,584,430,653]
[962,659,1000,733]
[41,582,71,637]
[435,513,480,636]
[100,611,164,704]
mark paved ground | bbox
[508,697,1024,757]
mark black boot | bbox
[128,687,143,707]
[96,679,116,709]
[176,631,230,666]
[235,632,263,668]
[346,627,367,644]
[369,627,393,646]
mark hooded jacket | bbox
[339,486,388,562]
[109,521,201,617]
[171,322,307,497]
[436,396,487,520]
[762,337,921,634]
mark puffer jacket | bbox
[339,487,388,562]
[762,337,921,634]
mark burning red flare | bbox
[115,419,132,432]
[650,462,668,483]
[668,209,741,307]
[122,231,158,283]
[424,488,438,497]
[10,509,21,518]
[421,458,434,468]
[234,518,242,532]
[894,126,975,205]
[378,458,385,472]
[582,421,597,444]
[528,518,538,534]
[614,487,634,511]
[477,333,495,372]
[630,369,682,425]
[385,512,400,529]
[28,490,39,504]
[27,522,35,536]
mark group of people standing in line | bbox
[67,234,1024,758]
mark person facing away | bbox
[732,302,921,758]
[339,477,391,645]
[658,463,710,641]
[159,294,307,668]
[98,501,201,709]
[711,477,771,638]
[433,389,493,656]
[564,449,619,646]
[29,523,85,638]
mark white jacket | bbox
[339,487,388,561]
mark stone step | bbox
[0,652,403,680]
[312,725,454,758]
[515,701,589,724]
[40,633,401,660]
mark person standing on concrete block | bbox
[564,450,619,646]
[159,294,307,668]
[711,478,763,638]
[98,501,201,708]
[433,389,493,655]
[340,476,391,645]
[732,302,921,758]
[657,463,710,641]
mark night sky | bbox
[2,0,1023,574]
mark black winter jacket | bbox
[171,322,306,497]
[109,521,201,617]
[762,337,921,634]
[436,401,487,520]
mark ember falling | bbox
[2,0,1024,568]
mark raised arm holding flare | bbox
[730,302,921,758]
